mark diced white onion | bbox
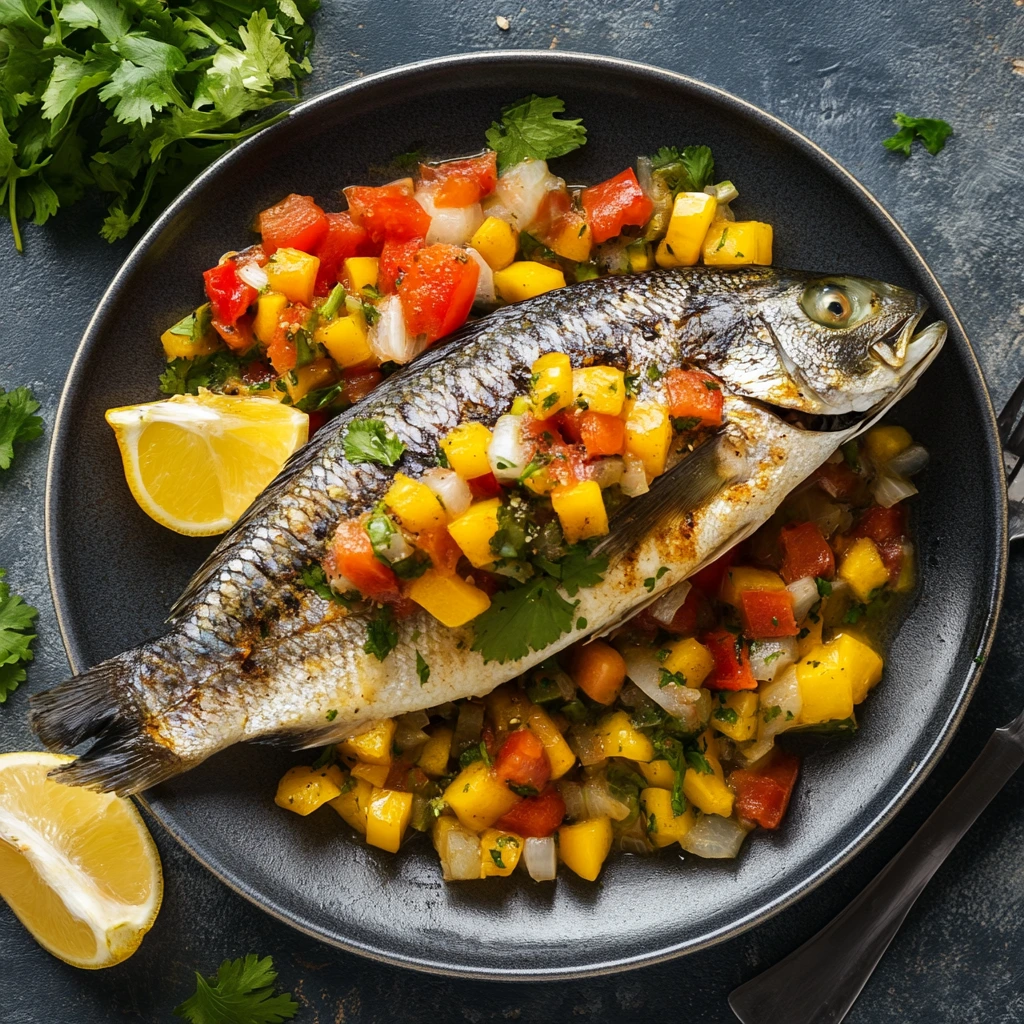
[871,471,918,509]
[557,779,585,821]
[465,246,495,305]
[415,188,485,246]
[368,295,425,365]
[237,261,268,290]
[787,576,820,622]
[621,453,650,497]
[569,724,607,767]
[494,157,564,231]
[376,526,413,565]
[582,777,631,821]
[679,814,750,859]
[887,443,929,477]
[742,666,802,764]
[487,414,527,482]
[421,467,472,518]
[586,456,624,489]
[649,581,692,628]
[593,237,632,275]
[620,643,704,729]
[435,820,482,881]
[524,836,558,881]
[748,637,798,683]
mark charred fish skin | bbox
[30,267,940,795]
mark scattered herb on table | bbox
[882,113,953,156]
[173,953,298,1024]
[0,569,38,705]
[0,386,43,470]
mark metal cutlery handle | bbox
[729,715,1024,1024]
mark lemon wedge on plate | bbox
[105,390,308,536]
[0,752,162,968]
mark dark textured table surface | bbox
[3,2,1024,1021]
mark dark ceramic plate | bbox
[46,52,1006,978]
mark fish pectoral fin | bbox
[592,429,743,563]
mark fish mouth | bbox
[869,291,929,368]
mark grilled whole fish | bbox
[31,267,945,794]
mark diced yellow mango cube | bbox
[711,691,758,742]
[161,304,221,358]
[702,221,773,267]
[351,761,389,788]
[479,828,524,877]
[343,256,379,294]
[551,480,609,544]
[433,816,483,880]
[721,566,787,607]
[285,358,337,404]
[494,261,566,302]
[470,216,518,271]
[548,218,592,263]
[530,352,573,418]
[443,760,521,831]
[682,765,735,817]
[698,729,726,779]
[510,396,530,415]
[337,719,396,767]
[640,787,697,848]
[864,425,913,464]
[418,726,453,776]
[447,498,501,568]
[315,315,374,368]
[365,788,413,853]
[558,817,613,881]
[639,759,676,789]
[655,192,718,267]
[440,422,493,480]
[661,637,715,687]
[408,570,491,628]
[839,537,890,602]
[627,241,654,273]
[385,472,446,533]
[572,366,626,416]
[594,709,655,762]
[625,400,673,477]
[526,706,576,779]
[253,291,289,344]
[274,764,345,816]
[265,247,319,306]
[797,643,856,724]
[328,775,373,834]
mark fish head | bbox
[763,274,945,415]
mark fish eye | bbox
[800,283,859,327]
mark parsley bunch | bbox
[0,569,38,703]
[0,0,319,252]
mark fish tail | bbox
[30,654,185,796]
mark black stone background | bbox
[2,1,1023,1020]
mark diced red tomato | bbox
[343,367,382,405]
[533,187,572,241]
[662,586,710,637]
[731,751,801,829]
[378,237,424,294]
[690,548,735,598]
[521,415,587,486]
[556,407,585,444]
[467,568,503,596]
[850,505,907,581]
[307,410,330,436]
[739,589,798,638]
[581,168,654,244]
[494,728,551,794]
[397,244,479,343]
[419,152,497,208]
[495,785,566,838]
[779,521,835,584]
[344,182,431,244]
[258,193,328,257]
[328,518,400,603]
[312,212,374,295]
[814,461,863,501]
[241,359,274,384]
[468,472,503,499]
[579,411,626,457]
[664,368,724,428]
[203,261,257,327]
[416,526,462,576]
[383,759,416,791]
[212,313,254,354]
[266,304,311,375]
[700,628,757,690]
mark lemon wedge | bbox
[0,752,163,968]
[105,390,308,536]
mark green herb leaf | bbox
[471,576,576,664]
[173,953,298,1024]
[883,113,953,157]
[298,564,354,607]
[0,569,37,704]
[0,386,43,471]
[815,577,833,597]
[484,94,587,173]
[364,604,399,662]
[343,418,406,467]
[416,650,430,685]
[649,145,715,194]
[158,352,241,396]
[713,705,739,725]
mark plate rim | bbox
[43,49,1008,979]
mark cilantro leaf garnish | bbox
[0,386,43,471]
[416,651,430,685]
[299,564,354,608]
[649,144,715,194]
[484,94,587,173]
[158,352,242,396]
[343,418,406,467]
[883,113,953,157]
[173,953,298,1024]
[0,569,37,704]
[364,604,398,662]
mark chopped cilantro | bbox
[416,650,430,685]
[659,668,686,688]
[673,416,701,432]
[686,748,713,775]
[883,113,953,156]
[159,352,241,396]
[762,704,782,723]
[649,145,715,194]
[816,577,833,597]
[646,364,663,382]
[325,709,337,722]
[624,372,640,397]
[489,848,506,870]
[298,564,354,607]
[343,419,406,467]
[507,782,539,798]
[484,95,587,172]
[364,605,398,662]
[713,706,739,725]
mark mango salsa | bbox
[328,775,373,834]
[443,760,520,831]
[440,422,493,479]
[408,570,491,627]
[479,828,524,877]
[265,247,319,306]
[655,192,717,267]
[385,473,446,533]
[640,787,696,848]
[594,710,654,762]
[494,261,566,302]
[529,352,573,418]
[625,400,673,477]
[572,366,626,416]
[338,719,396,767]
[558,818,613,881]
[366,788,413,853]
[661,637,715,688]
[839,537,890,602]
[274,764,345,816]
[551,480,609,544]
[447,498,501,568]
[470,216,518,271]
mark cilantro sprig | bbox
[343,418,405,467]
[0,569,37,704]
[485,94,587,173]
[0,386,43,470]
[0,1,319,252]
[173,953,297,1024]
[649,145,715,195]
[159,352,242,396]
[882,113,953,157]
